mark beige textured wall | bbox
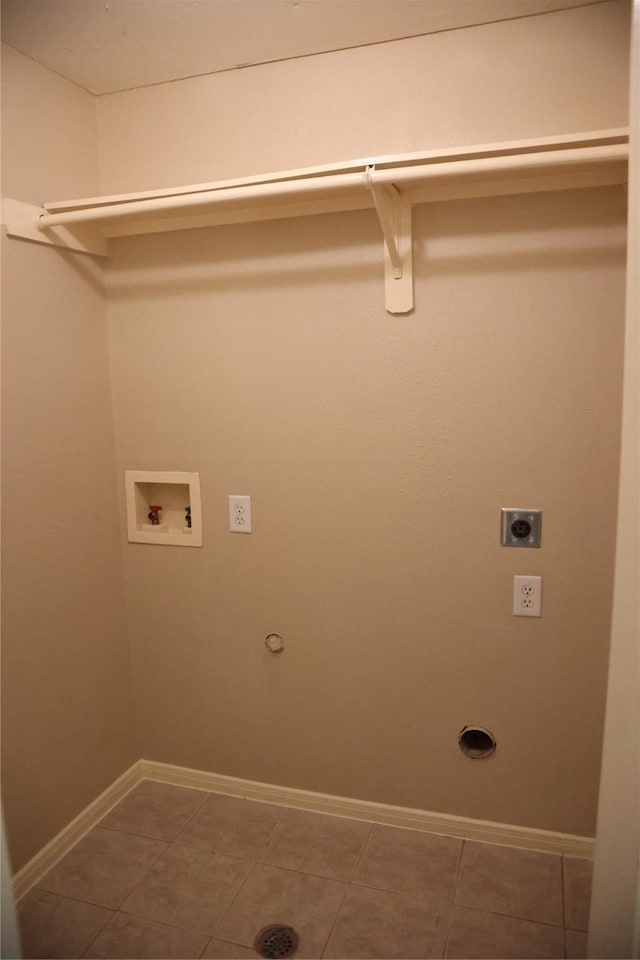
[97,1,630,194]
[107,185,626,836]
[1,44,138,871]
[101,1,629,837]
[0,0,629,875]
[589,5,640,954]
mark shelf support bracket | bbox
[1,199,108,257]
[365,166,413,314]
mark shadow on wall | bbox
[102,187,628,302]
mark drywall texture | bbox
[107,185,626,837]
[1,44,138,872]
[589,6,640,955]
[0,0,628,876]
[0,0,601,96]
[100,0,629,838]
[97,0,631,194]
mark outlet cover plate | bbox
[501,508,542,548]
[229,495,252,533]
[513,574,542,617]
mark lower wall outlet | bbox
[513,575,542,617]
[229,495,252,533]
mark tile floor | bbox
[17,780,592,960]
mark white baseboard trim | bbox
[12,760,143,902]
[141,760,595,859]
[13,758,594,901]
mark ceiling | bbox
[1,0,602,96]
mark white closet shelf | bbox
[2,128,628,314]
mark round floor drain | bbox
[254,924,299,959]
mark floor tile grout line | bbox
[443,837,466,958]
[348,820,375,885]
[202,931,260,956]
[65,846,563,956]
[220,857,370,887]
[80,908,118,960]
[81,909,212,958]
[37,856,571,939]
[440,902,454,960]
[95,901,228,949]
[320,822,375,960]
[115,885,249,940]
[97,835,260,941]
[257,810,376,881]
[111,838,173,914]
[209,933,257,946]
[30,886,117,912]
[179,790,287,864]
[451,846,566,930]
[319,875,354,959]
[94,822,188,843]
[168,835,266,871]
[163,828,483,911]
[40,781,213,928]
[170,785,217,846]
[344,877,460,907]
[29,784,576,960]
[448,901,569,931]
[102,777,210,830]
[108,784,283,864]
[254,804,290,864]
[319,883,350,960]
[212,858,261,944]
[451,837,466,903]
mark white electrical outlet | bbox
[513,575,542,617]
[229,495,252,533]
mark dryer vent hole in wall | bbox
[458,726,496,759]
[254,925,299,959]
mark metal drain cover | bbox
[254,924,299,959]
